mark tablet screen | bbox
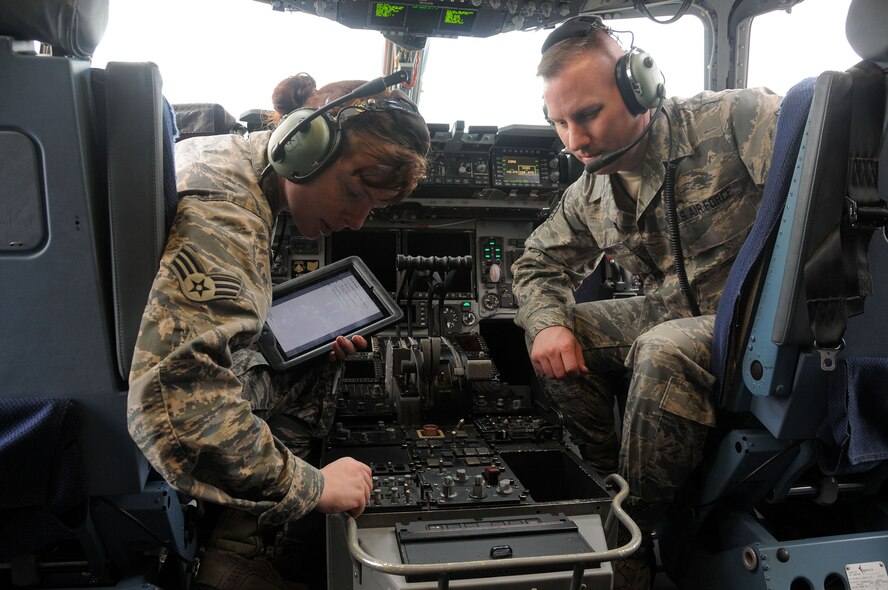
[268,269,384,359]
[259,256,401,369]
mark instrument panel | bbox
[266,121,606,589]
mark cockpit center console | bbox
[322,325,622,588]
[266,124,627,587]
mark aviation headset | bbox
[541,15,665,116]
[267,70,420,183]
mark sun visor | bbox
[0,0,109,58]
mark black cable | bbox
[269,212,287,272]
[695,440,803,509]
[634,0,694,24]
[95,496,192,565]
[259,163,289,273]
[661,109,701,317]
[395,268,409,338]
[425,276,438,337]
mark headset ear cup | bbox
[267,108,342,182]
[614,49,664,116]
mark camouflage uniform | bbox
[128,130,339,530]
[513,88,781,508]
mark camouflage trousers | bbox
[530,296,716,508]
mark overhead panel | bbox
[273,0,587,38]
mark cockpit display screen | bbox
[369,2,407,28]
[499,156,541,185]
[368,2,477,34]
[439,8,477,31]
[406,4,439,34]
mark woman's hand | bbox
[316,457,372,518]
[328,334,368,361]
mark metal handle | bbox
[335,473,640,584]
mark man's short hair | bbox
[537,24,612,79]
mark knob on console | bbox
[483,465,502,485]
[442,475,457,498]
[470,474,488,499]
[496,478,514,495]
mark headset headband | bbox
[268,70,410,165]
[541,16,611,54]
[335,92,420,127]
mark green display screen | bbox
[368,2,476,33]
[441,8,476,29]
[370,2,407,27]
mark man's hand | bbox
[316,457,372,518]
[529,326,589,379]
[328,334,368,362]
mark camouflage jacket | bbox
[513,88,781,340]
[127,130,330,528]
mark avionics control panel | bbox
[492,150,559,190]
[324,422,608,512]
[413,123,567,198]
[322,330,616,589]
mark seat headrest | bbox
[0,0,109,59]
[846,0,888,66]
[173,103,243,140]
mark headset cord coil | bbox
[661,109,701,317]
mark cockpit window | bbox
[93,0,387,120]
[747,0,857,96]
[94,1,704,129]
[419,16,705,127]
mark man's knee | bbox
[627,316,716,381]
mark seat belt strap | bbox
[805,62,886,370]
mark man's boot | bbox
[611,499,661,590]
[612,533,653,590]
[194,508,307,590]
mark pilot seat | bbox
[0,0,195,588]
[659,0,888,588]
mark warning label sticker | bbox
[847,562,888,590]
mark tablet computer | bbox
[258,256,402,370]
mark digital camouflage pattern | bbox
[128,131,339,529]
[513,87,781,506]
